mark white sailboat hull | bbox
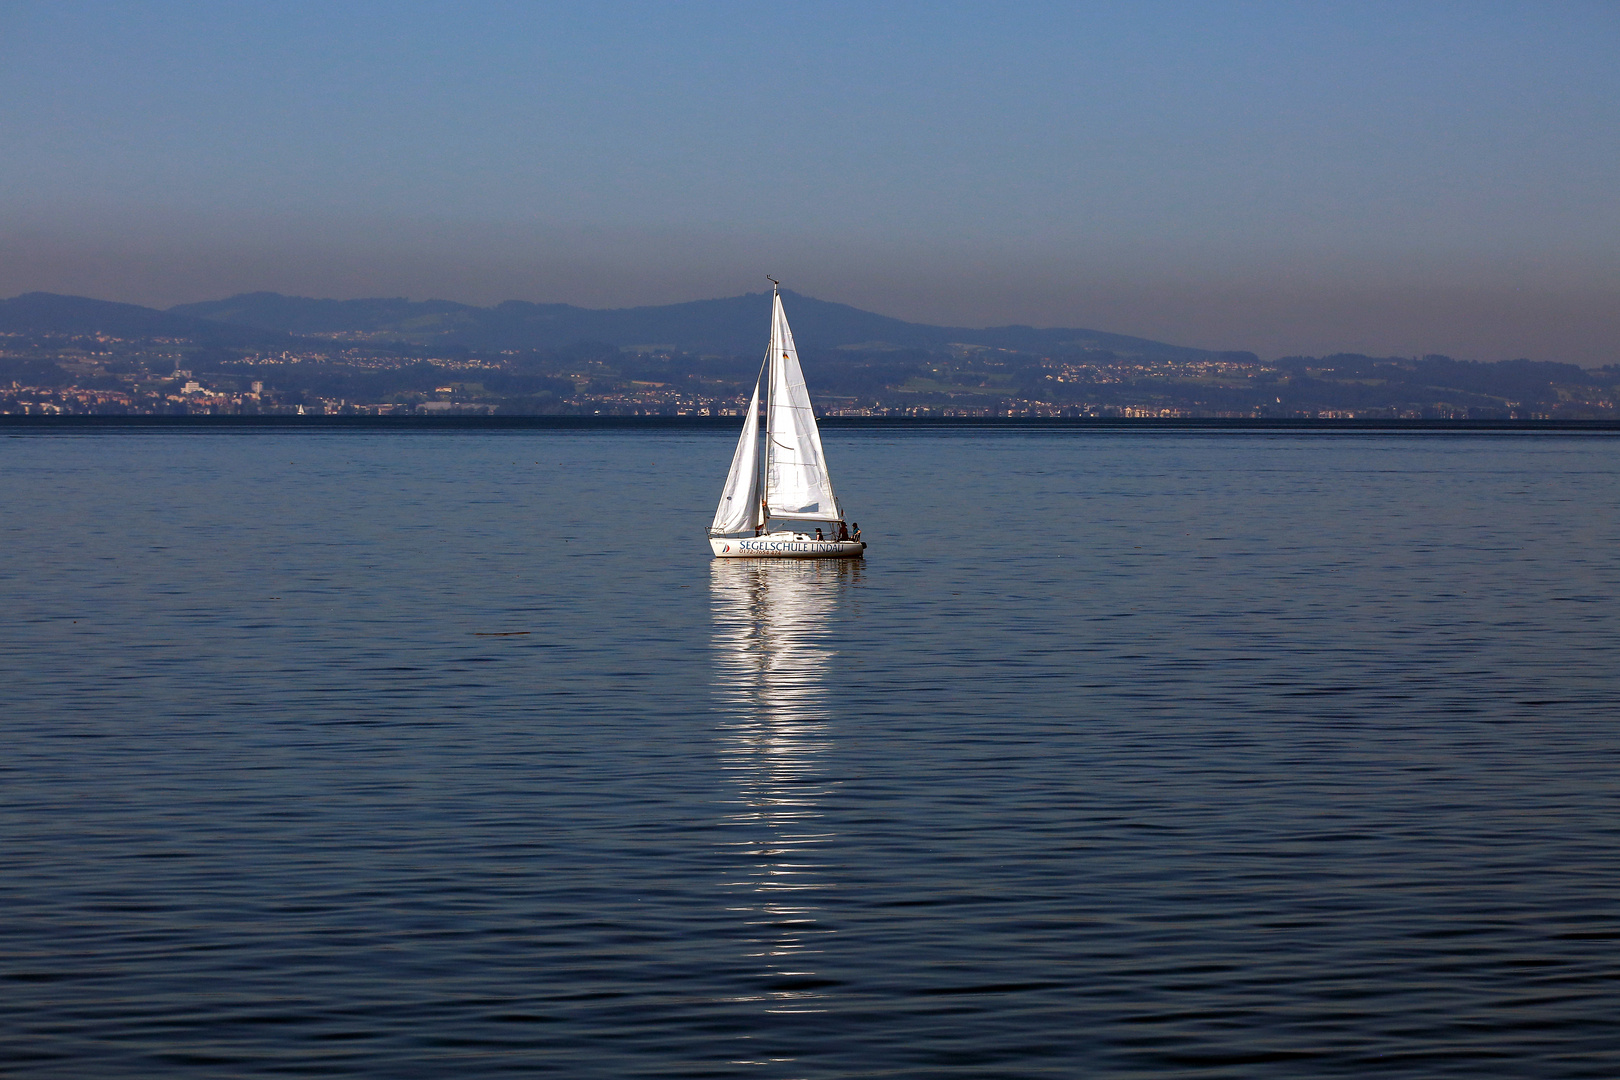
[709,535,866,559]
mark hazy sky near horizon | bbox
[3,1,1617,363]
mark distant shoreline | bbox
[5,415,1620,434]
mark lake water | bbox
[2,427,1618,1077]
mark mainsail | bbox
[710,377,762,535]
[710,285,844,539]
[764,291,840,521]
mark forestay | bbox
[765,292,840,521]
[710,378,762,535]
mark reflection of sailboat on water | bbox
[710,558,861,1013]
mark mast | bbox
[762,275,778,529]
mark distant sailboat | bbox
[708,281,865,559]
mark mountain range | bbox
[0,292,295,349]
[3,289,1244,361]
[7,289,1613,419]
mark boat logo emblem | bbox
[722,544,730,552]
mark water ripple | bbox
[1,430,1617,1077]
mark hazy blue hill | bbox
[461,291,942,354]
[1,292,294,348]
[169,292,485,336]
[170,289,1230,360]
[1274,354,1598,409]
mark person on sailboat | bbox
[837,522,850,542]
[816,528,824,541]
[851,523,860,540]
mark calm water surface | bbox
[2,429,1618,1077]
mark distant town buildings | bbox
[0,328,1611,420]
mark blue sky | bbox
[2,1,1616,362]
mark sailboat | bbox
[708,280,865,559]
